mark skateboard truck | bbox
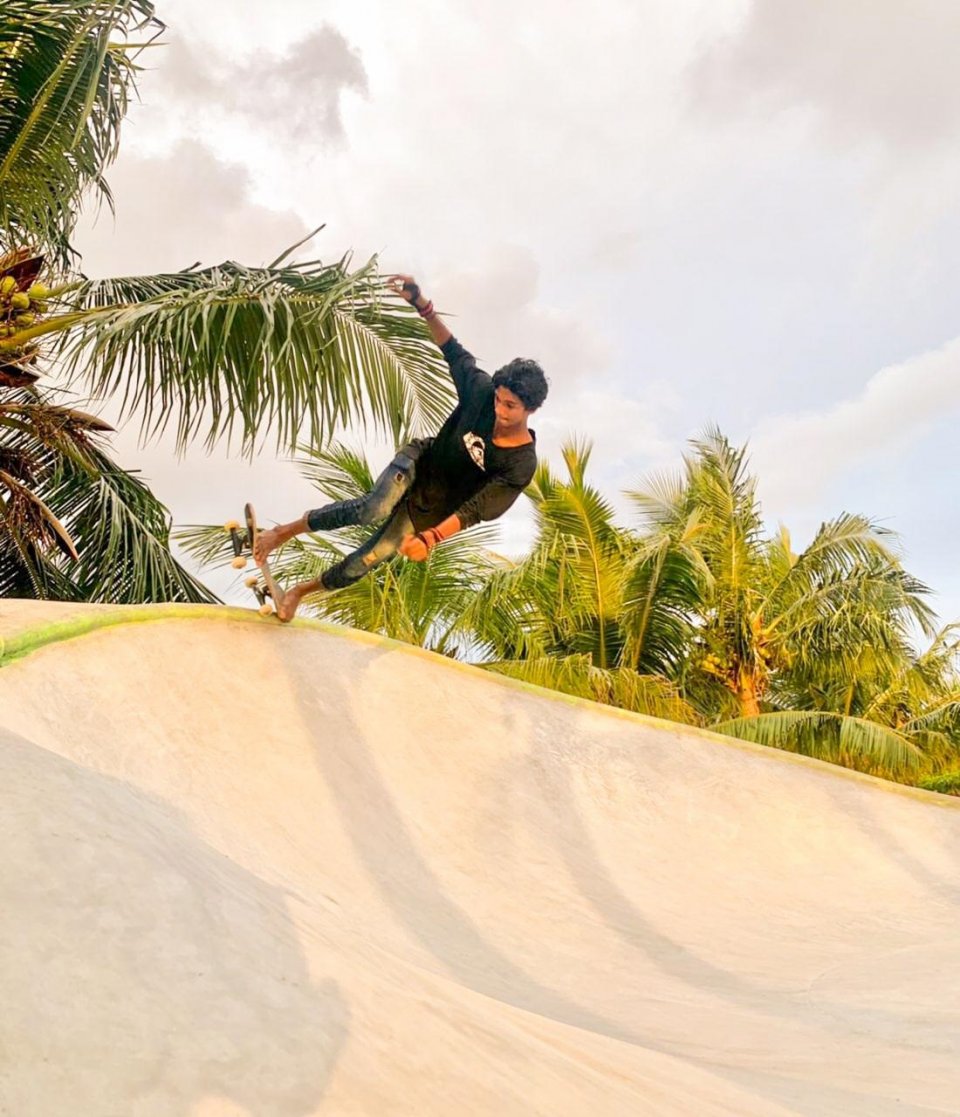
[244,574,275,617]
[224,520,248,569]
[224,504,284,619]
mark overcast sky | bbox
[73,0,960,622]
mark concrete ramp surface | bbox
[1,601,959,1116]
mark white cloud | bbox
[155,28,368,144]
[50,0,960,614]
[691,0,960,151]
[688,0,960,262]
[750,336,960,509]
[429,246,609,389]
[74,140,311,276]
[425,247,681,494]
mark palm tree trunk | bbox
[738,672,761,718]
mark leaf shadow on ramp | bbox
[292,640,805,1049]
[289,636,960,1117]
[292,645,645,1045]
[0,729,350,1117]
[817,777,960,907]
[523,723,954,1020]
[517,726,960,1116]
[298,640,795,1034]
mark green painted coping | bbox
[2,601,959,810]
[0,604,268,665]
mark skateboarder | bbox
[253,274,549,621]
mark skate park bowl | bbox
[1,600,959,1116]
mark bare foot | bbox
[253,526,281,564]
[276,582,310,623]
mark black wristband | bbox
[402,281,421,305]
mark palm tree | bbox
[0,2,450,602]
[0,1,158,266]
[456,440,700,723]
[178,442,499,652]
[463,428,959,776]
[861,624,960,760]
[629,428,959,776]
[0,376,213,601]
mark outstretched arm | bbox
[391,273,489,401]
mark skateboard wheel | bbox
[244,575,258,588]
[224,520,240,531]
[258,603,274,616]
[231,556,247,569]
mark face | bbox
[494,386,529,429]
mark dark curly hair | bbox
[492,358,549,412]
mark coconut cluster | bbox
[0,252,48,387]
[0,274,48,340]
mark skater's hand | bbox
[389,273,449,342]
[389,274,422,304]
[399,532,431,561]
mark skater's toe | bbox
[276,593,297,623]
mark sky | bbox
[72,0,960,622]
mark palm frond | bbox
[0,466,77,558]
[452,553,549,662]
[620,534,700,675]
[533,438,618,544]
[0,1,162,262]
[0,508,78,598]
[488,655,700,723]
[38,442,215,603]
[772,564,936,654]
[712,709,925,774]
[0,384,99,564]
[0,383,212,602]
[295,442,376,501]
[626,467,688,529]
[35,258,453,453]
[308,529,499,650]
[763,513,927,630]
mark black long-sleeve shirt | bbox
[404,337,537,532]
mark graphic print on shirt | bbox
[463,432,486,471]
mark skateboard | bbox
[224,503,283,617]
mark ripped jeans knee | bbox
[358,450,417,525]
[306,443,421,533]
[321,506,414,590]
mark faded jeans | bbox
[305,444,421,590]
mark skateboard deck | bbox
[224,503,284,617]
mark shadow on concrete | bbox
[1,729,350,1117]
